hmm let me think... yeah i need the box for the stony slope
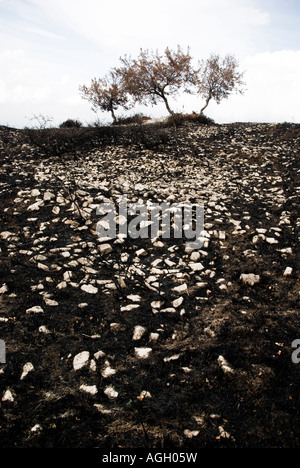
[0,121,299,448]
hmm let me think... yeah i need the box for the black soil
[0,121,299,448]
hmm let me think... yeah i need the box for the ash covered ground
[0,120,299,448]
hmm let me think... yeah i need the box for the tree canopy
[79,47,245,122]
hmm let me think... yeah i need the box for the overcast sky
[0,0,299,128]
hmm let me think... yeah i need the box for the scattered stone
[101,361,116,378]
[132,325,147,341]
[240,273,260,286]
[80,384,98,395]
[2,389,14,402]
[218,355,234,374]
[20,362,34,380]
[172,296,184,308]
[173,283,188,293]
[283,267,293,276]
[44,298,59,306]
[189,262,204,272]
[121,304,140,311]
[80,284,98,294]
[31,424,42,433]
[73,351,90,371]
[149,332,159,341]
[26,306,44,314]
[164,354,180,362]
[184,429,200,439]
[135,347,152,359]
[39,325,50,334]
[127,294,141,302]
[98,243,113,255]
[104,385,118,399]
[137,390,152,400]
[0,283,8,294]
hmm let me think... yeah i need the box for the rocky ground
[0,120,299,448]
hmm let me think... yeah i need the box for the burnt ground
[0,120,299,448]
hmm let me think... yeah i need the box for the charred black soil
[0,120,299,448]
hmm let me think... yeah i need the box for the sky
[0,0,299,128]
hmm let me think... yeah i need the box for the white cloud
[25,27,65,40]
[27,0,271,56]
[0,0,299,126]
[208,50,300,123]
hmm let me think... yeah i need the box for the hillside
[0,120,299,448]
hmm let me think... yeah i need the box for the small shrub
[113,114,152,126]
[165,112,215,127]
[59,119,83,128]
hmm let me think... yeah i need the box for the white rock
[94,350,106,360]
[52,206,60,214]
[98,243,113,254]
[43,191,55,202]
[127,294,141,302]
[172,296,184,308]
[266,237,278,244]
[20,362,34,380]
[164,354,180,362]
[137,390,152,400]
[2,389,14,402]
[283,267,293,276]
[189,262,204,272]
[80,384,98,395]
[132,325,147,341]
[240,273,260,286]
[173,283,188,293]
[73,351,90,370]
[81,284,98,294]
[190,251,201,261]
[218,426,231,439]
[151,301,162,309]
[149,332,159,341]
[104,385,118,399]
[44,298,59,306]
[31,424,42,432]
[0,231,15,240]
[121,304,140,311]
[184,429,199,439]
[160,307,176,313]
[218,355,234,374]
[26,306,44,314]
[135,347,152,359]
[101,361,116,378]
[39,325,50,334]
[31,189,41,197]
[0,283,8,294]
[27,201,43,211]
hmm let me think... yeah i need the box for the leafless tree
[117,46,195,115]
[196,53,245,115]
[26,113,54,129]
[79,70,130,123]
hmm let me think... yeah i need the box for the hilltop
[0,120,299,448]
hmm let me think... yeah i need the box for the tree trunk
[200,95,211,115]
[161,92,174,115]
[200,89,213,115]
[110,108,117,123]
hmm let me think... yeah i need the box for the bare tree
[26,113,54,129]
[196,54,245,115]
[117,46,195,115]
[79,70,129,123]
